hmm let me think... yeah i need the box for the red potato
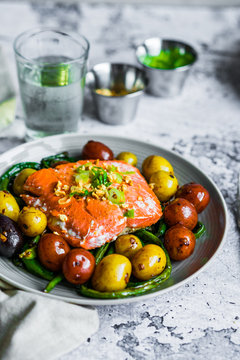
[164,224,196,261]
[82,140,114,160]
[175,183,210,213]
[164,198,198,230]
[38,233,70,272]
[62,248,95,285]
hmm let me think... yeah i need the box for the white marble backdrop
[0,2,239,359]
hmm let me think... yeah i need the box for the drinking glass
[14,28,89,140]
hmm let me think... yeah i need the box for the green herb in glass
[41,63,71,87]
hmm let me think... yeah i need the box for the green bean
[40,152,76,168]
[20,235,40,253]
[144,225,154,232]
[15,196,25,208]
[78,231,172,299]
[22,258,54,281]
[17,235,54,281]
[31,235,41,246]
[19,246,37,260]
[0,162,40,190]
[94,243,110,265]
[193,221,206,239]
[12,235,40,268]
[79,280,164,299]
[79,257,171,299]
[12,256,24,268]
[105,243,115,256]
[0,178,9,191]
[44,274,64,293]
[155,219,167,238]
[134,229,162,245]
[89,249,97,256]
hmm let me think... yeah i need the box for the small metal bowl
[86,63,147,125]
[136,38,197,97]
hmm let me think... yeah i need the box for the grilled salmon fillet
[22,160,162,249]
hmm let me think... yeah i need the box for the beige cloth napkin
[0,280,99,360]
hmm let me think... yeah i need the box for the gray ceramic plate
[0,134,228,305]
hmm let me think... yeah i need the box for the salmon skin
[22,160,162,249]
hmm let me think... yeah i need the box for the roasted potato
[38,233,70,272]
[131,244,166,280]
[0,190,20,222]
[164,224,196,260]
[115,234,142,259]
[82,140,114,160]
[175,182,210,213]
[13,168,36,196]
[149,170,178,202]
[0,214,24,258]
[91,254,131,292]
[142,155,174,181]
[63,249,95,285]
[18,207,47,237]
[116,152,138,166]
[164,198,198,230]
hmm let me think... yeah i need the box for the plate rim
[0,133,229,305]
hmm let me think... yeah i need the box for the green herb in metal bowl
[136,38,197,97]
[139,47,195,70]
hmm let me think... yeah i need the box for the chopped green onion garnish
[124,209,135,218]
[85,162,93,167]
[114,173,123,183]
[108,188,125,204]
[108,165,118,172]
[121,171,135,175]
[75,171,90,183]
[91,166,111,188]
[70,190,90,197]
[76,163,93,172]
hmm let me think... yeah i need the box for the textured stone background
[0,2,239,359]
[2,0,240,7]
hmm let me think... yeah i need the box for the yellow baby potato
[115,234,142,259]
[142,155,174,181]
[131,244,166,281]
[18,207,47,237]
[0,191,20,222]
[91,254,132,292]
[149,170,178,202]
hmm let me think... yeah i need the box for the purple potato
[0,214,24,258]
